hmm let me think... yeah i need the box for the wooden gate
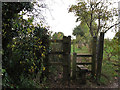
[47,36,71,82]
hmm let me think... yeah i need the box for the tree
[73,24,85,37]
[69,0,118,37]
[114,30,120,40]
[2,2,33,49]
[2,2,34,71]
[104,39,118,61]
[50,32,64,62]
[52,32,64,40]
[73,23,89,46]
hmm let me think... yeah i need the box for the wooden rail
[76,63,92,65]
[77,54,92,57]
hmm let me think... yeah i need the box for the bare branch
[96,12,101,36]
[83,16,90,28]
[104,22,120,33]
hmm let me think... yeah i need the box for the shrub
[2,15,50,88]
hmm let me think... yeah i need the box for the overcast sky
[35,0,120,39]
[43,0,78,39]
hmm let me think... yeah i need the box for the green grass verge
[71,44,90,54]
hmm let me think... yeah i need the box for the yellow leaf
[43,67,45,71]
[29,69,31,72]
[31,66,34,69]
[35,66,37,69]
[20,61,22,64]
[41,53,44,57]
[31,68,34,72]
[33,62,35,66]
[34,53,35,55]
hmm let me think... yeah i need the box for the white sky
[27,0,120,39]
[43,0,79,39]
[43,0,120,39]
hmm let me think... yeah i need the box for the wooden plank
[76,63,92,65]
[77,65,84,68]
[77,54,92,57]
[50,40,63,43]
[77,65,88,71]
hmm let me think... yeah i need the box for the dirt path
[45,79,119,88]
[45,70,119,88]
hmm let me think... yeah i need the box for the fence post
[73,39,75,53]
[68,36,71,81]
[63,36,71,82]
[92,36,97,78]
[96,32,105,82]
[72,53,77,80]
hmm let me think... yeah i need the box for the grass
[71,44,90,54]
